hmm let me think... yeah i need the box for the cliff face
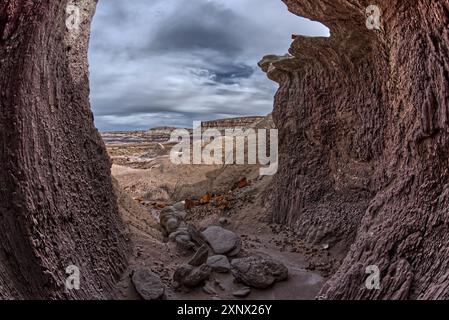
[263,0,449,299]
[0,1,128,299]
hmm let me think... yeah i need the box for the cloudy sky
[89,0,329,132]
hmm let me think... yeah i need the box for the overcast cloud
[89,0,329,131]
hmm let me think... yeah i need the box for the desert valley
[105,116,336,300]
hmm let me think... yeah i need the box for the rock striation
[261,0,449,299]
[0,0,129,299]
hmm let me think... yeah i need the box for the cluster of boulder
[159,202,198,251]
[159,202,289,298]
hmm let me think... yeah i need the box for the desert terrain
[106,116,337,300]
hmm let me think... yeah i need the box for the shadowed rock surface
[0,0,129,299]
[261,0,449,299]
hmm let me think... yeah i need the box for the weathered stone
[175,234,196,251]
[207,255,231,273]
[231,256,288,289]
[132,269,165,300]
[169,228,190,242]
[233,287,251,298]
[188,245,209,267]
[160,209,180,235]
[173,264,211,288]
[172,201,186,211]
[226,242,242,257]
[201,226,241,255]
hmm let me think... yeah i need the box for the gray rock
[231,256,288,289]
[201,226,241,255]
[207,255,231,273]
[132,269,165,300]
[188,224,206,246]
[168,228,190,242]
[175,234,196,251]
[166,218,179,233]
[160,208,180,235]
[173,264,211,288]
[174,210,188,220]
[188,245,209,267]
[233,287,251,298]
[226,241,242,257]
[172,201,186,211]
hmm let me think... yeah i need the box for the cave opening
[85,0,332,300]
[2,0,447,302]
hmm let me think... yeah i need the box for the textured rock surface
[201,226,241,256]
[173,264,211,289]
[231,256,288,289]
[132,269,165,300]
[0,0,129,299]
[262,0,449,299]
[207,255,231,273]
[188,245,209,267]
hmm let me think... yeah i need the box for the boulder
[207,255,231,273]
[233,287,251,298]
[173,264,211,288]
[132,269,165,300]
[174,234,196,251]
[201,226,241,255]
[172,201,186,212]
[231,256,288,289]
[160,208,180,235]
[188,245,209,267]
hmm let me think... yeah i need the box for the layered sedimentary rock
[0,0,129,299]
[202,116,265,131]
[262,0,449,299]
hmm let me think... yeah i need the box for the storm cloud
[89,0,329,131]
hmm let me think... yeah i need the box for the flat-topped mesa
[266,0,449,299]
[202,116,265,130]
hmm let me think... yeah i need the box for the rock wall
[0,0,129,299]
[263,0,449,299]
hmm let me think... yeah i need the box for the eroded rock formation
[1,0,448,301]
[262,0,449,299]
[0,0,129,299]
